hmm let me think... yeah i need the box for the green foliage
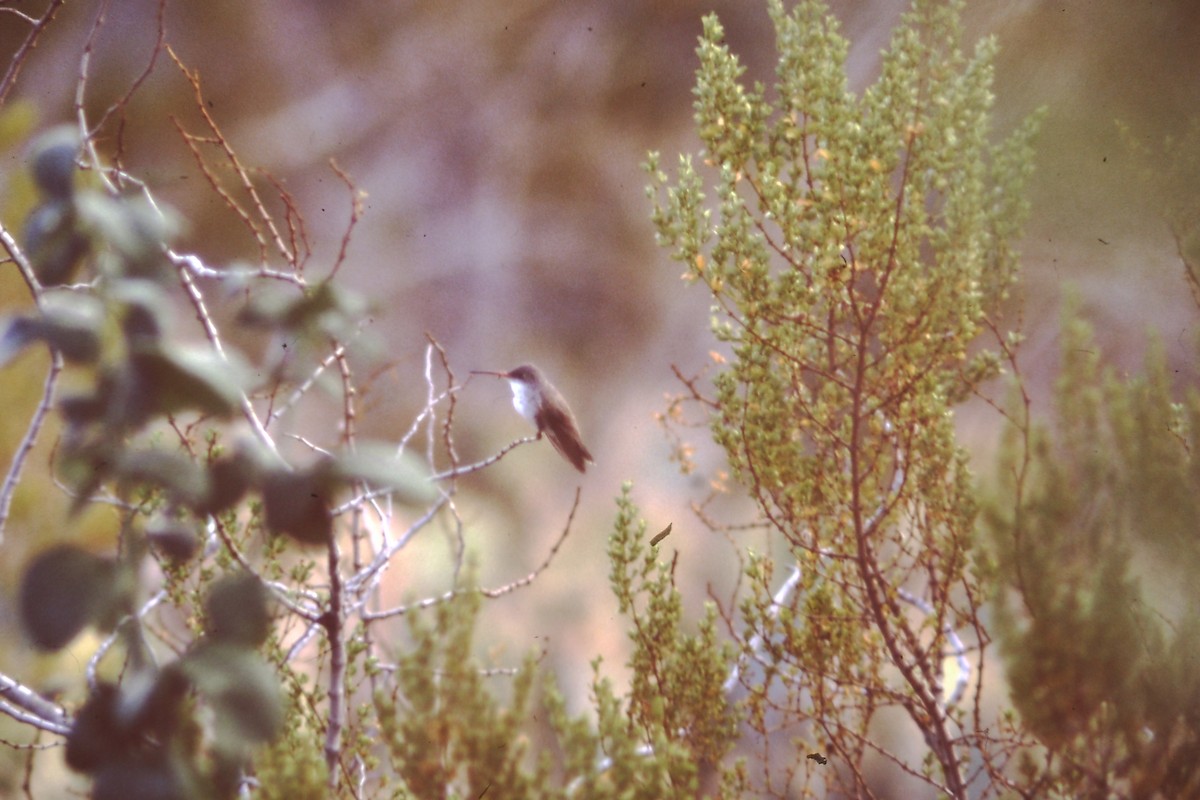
[0,291,104,366]
[358,487,742,800]
[18,125,177,288]
[3,124,423,537]
[238,282,366,345]
[19,544,119,650]
[648,0,1039,794]
[374,586,554,800]
[986,303,1200,796]
[62,574,281,799]
[2,122,429,797]
[204,573,273,647]
[253,713,329,800]
[606,483,739,783]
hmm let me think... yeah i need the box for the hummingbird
[471,364,594,473]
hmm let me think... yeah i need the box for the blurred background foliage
[2,0,1200,794]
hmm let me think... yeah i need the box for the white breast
[507,379,538,422]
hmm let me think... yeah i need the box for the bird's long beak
[470,370,507,378]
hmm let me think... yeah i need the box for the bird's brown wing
[535,404,594,473]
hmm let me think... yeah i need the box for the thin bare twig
[327,160,364,281]
[481,486,580,598]
[0,673,69,737]
[723,562,804,695]
[364,487,581,621]
[174,263,284,463]
[85,590,169,689]
[167,46,299,267]
[78,0,168,178]
[0,221,43,300]
[0,0,67,106]
[0,211,63,547]
[0,350,61,545]
[0,8,38,25]
[428,435,540,481]
[323,536,346,786]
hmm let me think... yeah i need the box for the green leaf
[0,304,102,367]
[23,200,89,286]
[330,441,436,505]
[55,439,115,516]
[194,451,256,516]
[65,683,122,772]
[146,517,201,563]
[58,390,107,426]
[2,291,106,365]
[129,345,250,419]
[0,317,39,367]
[112,666,190,739]
[59,346,249,435]
[36,292,105,362]
[261,465,334,545]
[75,192,178,279]
[204,573,271,647]
[93,757,190,800]
[237,282,365,337]
[29,125,80,201]
[114,448,209,509]
[179,642,283,747]
[110,279,172,346]
[19,544,116,651]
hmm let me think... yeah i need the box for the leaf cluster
[986,304,1200,797]
[647,0,1040,794]
[361,487,743,800]
[2,124,427,798]
[604,483,741,795]
[60,573,280,800]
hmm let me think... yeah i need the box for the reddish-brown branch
[0,0,67,107]
[328,159,364,281]
[167,46,298,266]
[75,0,168,186]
